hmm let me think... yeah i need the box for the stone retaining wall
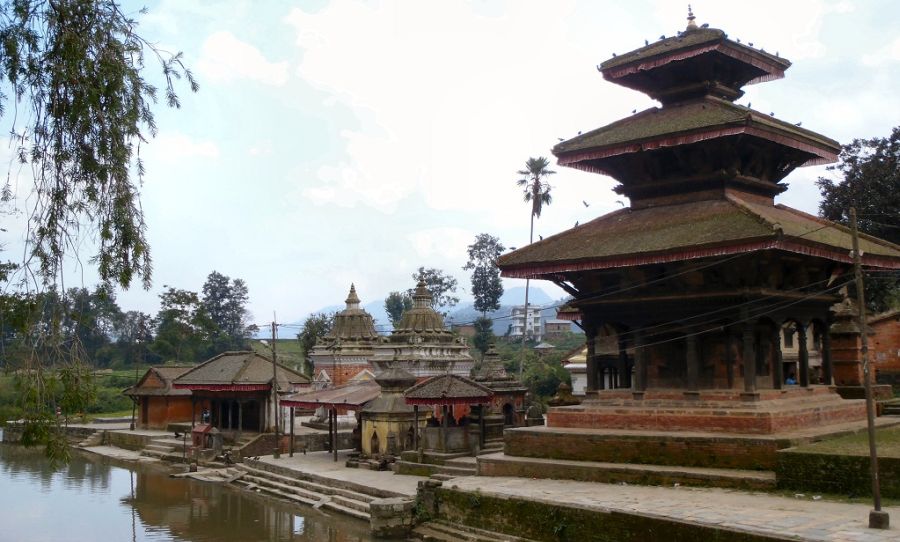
[422,484,784,542]
[776,449,900,498]
[505,427,786,470]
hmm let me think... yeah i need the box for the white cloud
[248,140,274,156]
[406,227,473,261]
[196,31,289,86]
[147,132,220,161]
[862,37,900,67]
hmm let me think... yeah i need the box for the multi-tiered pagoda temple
[496,14,900,444]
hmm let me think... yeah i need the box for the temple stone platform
[548,386,867,435]
[476,387,894,488]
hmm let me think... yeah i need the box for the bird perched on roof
[632,109,636,114]
[748,42,754,47]
[557,137,564,141]
[577,131,582,135]
[747,102,751,108]
[539,235,543,240]
[701,23,709,28]
[795,122,802,127]
[770,112,775,116]
[574,221,579,227]
[644,39,649,45]
[659,34,665,39]
[612,52,617,57]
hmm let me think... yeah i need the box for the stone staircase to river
[230,458,405,522]
[411,519,538,542]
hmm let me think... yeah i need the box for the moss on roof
[552,97,838,157]
[498,196,900,271]
[600,27,789,74]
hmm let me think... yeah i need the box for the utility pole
[271,316,280,459]
[851,206,888,529]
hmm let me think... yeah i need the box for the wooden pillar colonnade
[585,320,598,393]
[742,310,757,394]
[686,331,699,393]
[771,327,784,390]
[821,321,833,385]
[798,323,810,387]
[617,334,631,389]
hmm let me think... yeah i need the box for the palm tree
[517,156,556,245]
[514,157,555,376]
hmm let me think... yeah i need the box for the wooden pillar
[686,332,700,392]
[742,322,757,393]
[442,405,449,452]
[771,326,784,390]
[288,407,295,457]
[633,331,647,395]
[478,405,486,448]
[617,334,629,389]
[798,324,810,387]
[191,397,196,428]
[585,321,598,393]
[725,332,735,389]
[327,407,333,452]
[332,408,338,462]
[413,405,419,450]
[237,401,243,438]
[821,322,833,385]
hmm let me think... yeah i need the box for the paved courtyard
[444,475,900,541]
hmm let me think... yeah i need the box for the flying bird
[583,200,590,208]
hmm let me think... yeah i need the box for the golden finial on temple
[686,5,698,30]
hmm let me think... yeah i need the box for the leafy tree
[152,287,215,362]
[472,316,495,357]
[0,0,195,462]
[384,291,412,328]
[0,0,197,289]
[817,127,900,312]
[410,267,459,315]
[201,271,253,350]
[115,310,157,366]
[463,233,505,317]
[297,312,335,375]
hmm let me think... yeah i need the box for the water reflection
[0,439,372,542]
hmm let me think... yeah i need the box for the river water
[0,431,373,542]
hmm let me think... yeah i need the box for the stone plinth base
[548,386,866,435]
[500,417,900,472]
[833,384,893,401]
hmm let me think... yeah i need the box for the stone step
[444,457,477,469]
[240,474,336,505]
[77,432,104,448]
[396,460,475,479]
[238,465,375,504]
[144,443,176,453]
[478,452,776,491]
[413,519,536,542]
[429,474,455,482]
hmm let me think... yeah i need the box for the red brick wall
[872,317,900,372]
[318,363,373,386]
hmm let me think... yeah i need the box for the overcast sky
[2,0,899,328]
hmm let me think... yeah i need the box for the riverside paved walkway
[444,476,900,541]
[256,450,426,497]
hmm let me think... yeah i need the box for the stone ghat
[547,390,867,435]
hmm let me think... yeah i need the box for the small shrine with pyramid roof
[309,284,380,389]
[484,10,900,482]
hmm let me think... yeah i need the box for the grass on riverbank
[789,425,900,458]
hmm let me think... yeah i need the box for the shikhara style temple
[496,12,900,450]
[308,284,379,389]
